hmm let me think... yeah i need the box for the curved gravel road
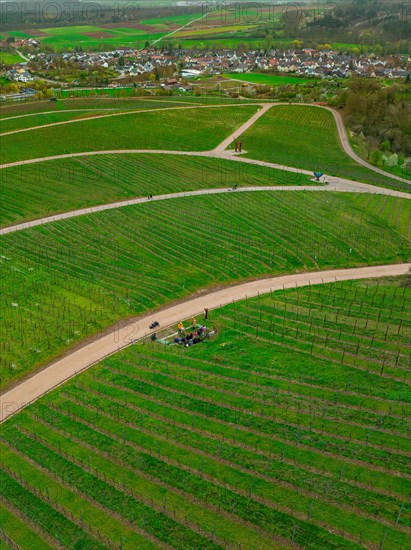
[0,102,257,137]
[1,101,408,185]
[2,178,409,236]
[1,263,409,423]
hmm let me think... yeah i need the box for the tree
[7,36,15,43]
[265,33,273,51]
[384,153,398,167]
[373,43,383,56]
[380,140,391,152]
[292,40,303,49]
[370,149,382,166]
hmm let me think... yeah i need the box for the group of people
[175,318,208,347]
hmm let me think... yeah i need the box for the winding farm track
[149,10,212,46]
[317,104,410,185]
[1,178,409,236]
[0,98,200,123]
[1,99,410,419]
[0,102,256,137]
[0,108,128,121]
[1,100,409,186]
[1,101,410,234]
[1,263,409,423]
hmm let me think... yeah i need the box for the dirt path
[15,50,29,62]
[318,104,410,185]
[0,99,208,122]
[0,108,127,121]
[226,102,410,185]
[1,101,408,187]
[0,102,256,137]
[150,11,212,46]
[214,103,271,152]
[2,177,409,236]
[1,263,409,423]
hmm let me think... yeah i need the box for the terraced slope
[0,101,195,133]
[0,105,259,163]
[1,191,409,388]
[1,276,409,549]
[0,154,311,227]
[238,105,410,192]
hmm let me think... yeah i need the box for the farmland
[7,25,167,51]
[0,51,25,65]
[0,95,246,119]
[5,11,260,52]
[141,13,203,27]
[0,275,410,548]
[0,53,410,550]
[221,73,318,86]
[0,101,406,194]
[172,24,258,39]
[237,105,411,192]
[0,100,209,133]
[0,154,313,226]
[0,105,259,162]
[1,191,410,388]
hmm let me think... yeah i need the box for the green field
[1,103,407,193]
[166,36,266,49]
[222,73,318,86]
[141,12,203,26]
[0,95,246,119]
[173,24,258,39]
[1,191,409,388]
[0,51,25,65]
[0,62,410,550]
[0,275,410,548]
[237,105,410,192]
[0,154,313,226]
[0,100,205,132]
[0,109,129,132]
[8,25,166,51]
[0,105,258,162]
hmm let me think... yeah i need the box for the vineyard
[0,275,409,549]
[0,154,312,227]
[1,191,409,389]
[0,100,199,133]
[0,105,259,163]
[0,96,226,120]
[237,105,409,192]
[0,82,410,550]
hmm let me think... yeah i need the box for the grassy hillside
[0,51,25,65]
[1,191,409,388]
[1,275,409,548]
[0,105,259,163]
[0,154,313,227]
[0,100,199,133]
[0,96,249,120]
[221,73,318,86]
[238,105,409,192]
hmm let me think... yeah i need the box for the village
[1,36,410,100]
